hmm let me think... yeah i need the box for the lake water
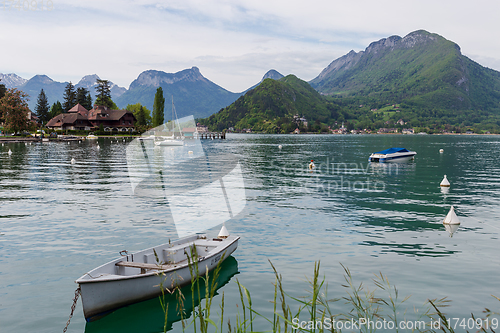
[1,134,499,332]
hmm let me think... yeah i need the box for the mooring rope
[62,286,81,333]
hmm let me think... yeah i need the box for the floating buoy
[218,224,229,239]
[440,175,450,187]
[278,145,282,149]
[68,141,70,144]
[71,158,76,164]
[439,149,444,153]
[8,149,12,155]
[79,140,81,143]
[443,206,460,225]
[97,145,100,150]
[188,151,193,154]
[25,142,27,146]
[309,159,315,170]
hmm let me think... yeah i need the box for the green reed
[159,259,499,333]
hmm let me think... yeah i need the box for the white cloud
[1,0,499,92]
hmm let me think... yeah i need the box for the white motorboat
[76,228,239,321]
[86,133,98,140]
[368,147,416,162]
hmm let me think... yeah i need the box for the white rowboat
[76,231,239,321]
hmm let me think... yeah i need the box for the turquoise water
[1,134,499,332]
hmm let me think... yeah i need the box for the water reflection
[84,256,239,333]
[444,223,460,237]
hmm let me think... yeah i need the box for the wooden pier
[199,132,226,139]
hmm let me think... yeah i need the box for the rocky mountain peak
[130,67,207,89]
[77,74,100,88]
[0,73,27,88]
[262,69,284,81]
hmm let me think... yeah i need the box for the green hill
[201,75,341,133]
[310,30,500,114]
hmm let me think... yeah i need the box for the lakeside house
[47,104,136,132]
[402,128,415,134]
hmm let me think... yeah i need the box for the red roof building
[47,104,136,132]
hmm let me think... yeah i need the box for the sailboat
[76,122,246,321]
[155,96,184,147]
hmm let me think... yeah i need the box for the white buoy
[97,145,100,150]
[309,159,315,170]
[188,151,193,154]
[278,144,282,149]
[443,206,460,225]
[68,141,70,144]
[79,140,81,143]
[439,149,444,153]
[8,149,12,155]
[218,225,229,239]
[25,142,27,146]
[440,175,450,187]
[71,158,76,164]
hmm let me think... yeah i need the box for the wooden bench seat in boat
[115,261,172,274]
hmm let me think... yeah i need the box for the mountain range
[203,30,500,133]
[2,29,500,131]
[0,73,127,111]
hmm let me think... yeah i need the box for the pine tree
[62,82,76,112]
[136,106,146,126]
[84,92,93,110]
[152,87,165,127]
[35,89,50,124]
[75,87,91,109]
[95,79,113,108]
[49,101,63,118]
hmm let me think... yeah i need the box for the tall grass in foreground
[160,257,499,332]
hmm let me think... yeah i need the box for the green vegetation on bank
[155,258,499,333]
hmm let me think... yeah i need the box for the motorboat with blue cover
[368,147,416,162]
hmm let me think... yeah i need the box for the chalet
[196,123,208,133]
[402,128,414,134]
[47,104,136,132]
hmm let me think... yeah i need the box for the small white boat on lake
[154,96,184,147]
[154,135,184,146]
[368,147,416,162]
[86,133,98,140]
[76,227,239,321]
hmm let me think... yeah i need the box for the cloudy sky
[1,0,499,92]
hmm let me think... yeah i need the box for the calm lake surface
[1,134,499,332]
